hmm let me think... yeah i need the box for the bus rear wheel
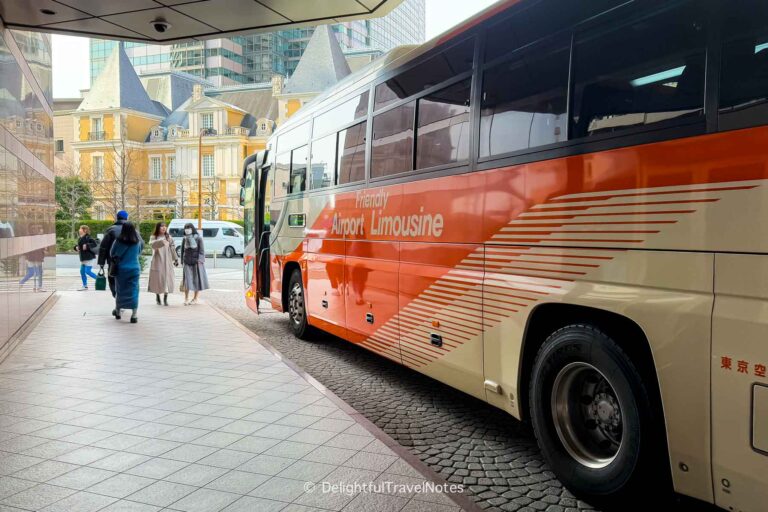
[287,269,312,340]
[528,324,668,506]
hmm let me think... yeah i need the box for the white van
[168,219,244,258]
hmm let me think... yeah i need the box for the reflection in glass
[274,151,290,198]
[338,122,366,185]
[570,2,706,138]
[480,40,569,157]
[0,33,54,168]
[289,145,308,194]
[371,102,415,178]
[374,38,474,110]
[416,79,471,169]
[313,91,369,137]
[310,133,337,189]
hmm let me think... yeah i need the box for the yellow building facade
[68,44,276,221]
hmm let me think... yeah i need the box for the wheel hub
[289,282,304,326]
[551,362,624,469]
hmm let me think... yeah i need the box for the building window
[202,154,214,177]
[168,156,177,179]
[90,116,103,140]
[201,112,214,130]
[150,157,162,180]
[55,139,64,153]
[92,155,104,180]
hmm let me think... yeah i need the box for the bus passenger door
[711,254,768,512]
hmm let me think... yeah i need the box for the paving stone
[168,488,240,512]
[125,480,196,508]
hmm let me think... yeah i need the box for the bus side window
[310,133,337,189]
[570,1,707,139]
[338,121,366,185]
[719,0,768,131]
[289,145,308,194]
[416,78,471,168]
[479,36,569,158]
[371,101,415,178]
[274,151,290,198]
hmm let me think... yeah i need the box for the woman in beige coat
[148,221,179,305]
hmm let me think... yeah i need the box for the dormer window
[201,112,214,130]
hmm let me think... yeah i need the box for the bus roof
[272,0,524,138]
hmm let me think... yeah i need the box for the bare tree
[204,178,219,220]
[89,125,144,220]
[175,171,190,218]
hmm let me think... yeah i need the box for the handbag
[109,242,128,278]
[95,269,107,291]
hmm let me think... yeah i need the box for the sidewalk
[0,291,469,512]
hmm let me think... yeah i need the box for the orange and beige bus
[240,0,768,508]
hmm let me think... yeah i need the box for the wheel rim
[551,362,624,469]
[288,281,304,326]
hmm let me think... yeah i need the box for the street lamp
[197,127,215,229]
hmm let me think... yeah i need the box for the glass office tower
[91,0,425,85]
[0,24,56,357]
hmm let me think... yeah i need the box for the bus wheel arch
[519,303,671,502]
[281,261,301,312]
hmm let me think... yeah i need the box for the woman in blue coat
[110,221,144,323]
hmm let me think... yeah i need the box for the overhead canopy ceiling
[0,0,404,43]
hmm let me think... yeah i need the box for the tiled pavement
[0,291,470,512]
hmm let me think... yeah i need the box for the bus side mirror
[239,187,245,206]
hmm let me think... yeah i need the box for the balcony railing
[88,131,106,141]
[177,127,248,138]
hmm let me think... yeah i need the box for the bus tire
[287,269,312,340]
[528,324,667,506]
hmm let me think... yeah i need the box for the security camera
[150,19,171,33]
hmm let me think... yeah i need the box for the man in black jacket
[98,210,128,299]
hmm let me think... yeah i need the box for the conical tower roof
[78,42,166,117]
[283,25,351,95]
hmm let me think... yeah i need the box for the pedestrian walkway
[0,291,468,512]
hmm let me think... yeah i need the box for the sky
[51,0,497,98]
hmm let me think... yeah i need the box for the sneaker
[78,287,88,291]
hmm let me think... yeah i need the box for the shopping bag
[95,269,107,291]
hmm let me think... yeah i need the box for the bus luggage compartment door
[344,240,401,363]
[306,238,346,338]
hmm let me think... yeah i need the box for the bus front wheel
[287,269,312,340]
[528,324,668,506]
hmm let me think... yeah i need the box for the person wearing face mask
[180,223,209,305]
[148,221,179,305]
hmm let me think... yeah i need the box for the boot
[156,294,161,305]
[130,309,138,324]
[163,294,169,306]
[115,309,121,320]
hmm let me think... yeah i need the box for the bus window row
[271,0,768,196]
